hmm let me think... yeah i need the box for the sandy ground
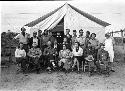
[0,45,125,91]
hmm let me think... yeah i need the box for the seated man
[84,42,96,76]
[97,43,110,77]
[43,41,57,73]
[72,42,83,73]
[58,44,73,72]
[27,42,42,74]
[15,42,27,74]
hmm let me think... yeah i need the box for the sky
[1,0,125,34]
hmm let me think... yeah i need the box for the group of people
[14,27,115,77]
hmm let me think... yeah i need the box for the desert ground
[0,45,125,91]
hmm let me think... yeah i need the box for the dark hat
[73,30,76,32]
[79,29,83,32]
[21,27,26,31]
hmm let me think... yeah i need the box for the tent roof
[25,3,110,27]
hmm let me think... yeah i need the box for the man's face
[66,29,70,34]
[75,43,78,48]
[73,31,76,35]
[63,45,66,50]
[79,30,83,36]
[101,45,105,49]
[63,38,67,42]
[21,28,26,33]
[33,32,37,37]
[20,43,23,49]
[38,30,42,36]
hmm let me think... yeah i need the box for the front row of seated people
[15,40,111,77]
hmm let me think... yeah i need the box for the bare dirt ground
[0,45,125,91]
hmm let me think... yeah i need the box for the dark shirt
[64,34,72,44]
[97,49,110,62]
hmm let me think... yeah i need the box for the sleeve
[43,48,47,55]
[23,50,26,57]
[15,49,18,57]
[79,48,83,56]
[112,37,115,45]
[59,51,62,58]
[27,49,32,57]
[37,48,42,57]
[97,50,101,61]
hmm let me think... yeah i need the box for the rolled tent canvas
[25,3,110,43]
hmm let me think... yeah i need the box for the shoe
[111,69,115,72]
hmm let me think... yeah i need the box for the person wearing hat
[104,32,115,72]
[97,43,111,77]
[71,30,77,49]
[14,27,29,53]
[27,42,42,74]
[29,31,40,48]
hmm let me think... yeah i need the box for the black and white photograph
[1,0,125,91]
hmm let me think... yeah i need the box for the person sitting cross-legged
[27,42,42,74]
[43,41,57,73]
[58,44,73,73]
[15,42,27,74]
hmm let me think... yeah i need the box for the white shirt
[14,33,28,44]
[76,36,85,45]
[33,37,38,45]
[15,48,26,58]
[72,47,83,56]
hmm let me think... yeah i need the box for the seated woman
[58,44,73,72]
[43,41,57,73]
[27,42,42,74]
[72,42,83,72]
[15,42,27,74]
[97,43,110,77]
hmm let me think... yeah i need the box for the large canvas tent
[25,3,110,43]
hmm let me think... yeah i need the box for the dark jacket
[29,37,40,48]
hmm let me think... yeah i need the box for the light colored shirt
[14,33,28,44]
[76,36,85,45]
[72,47,83,56]
[15,48,26,58]
[33,37,38,45]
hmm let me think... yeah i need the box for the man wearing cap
[14,27,29,53]
[29,31,40,48]
[71,30,77,49]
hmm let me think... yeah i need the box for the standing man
[85,31,91,48]
[76,29,86,49]
[29,31,40,48]
[14,27,29,53]
[71,30,77,49]
[104,33,115,72]
[38,29,43,50]
[64,29,72,45]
